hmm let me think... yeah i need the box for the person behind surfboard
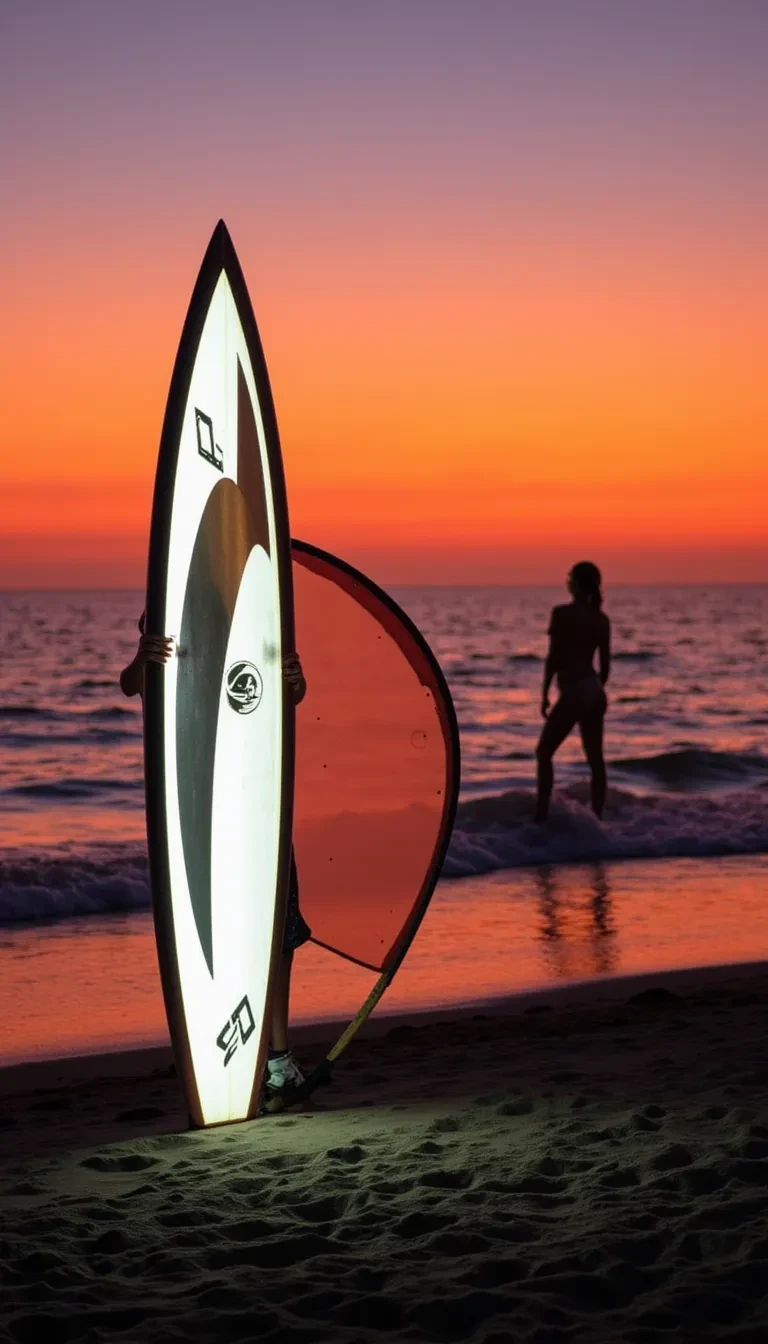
[119,611,174,695]
[119,613,311,1100]
[534,561,611,824]
[266,651,310,1101]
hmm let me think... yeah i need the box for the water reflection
[534,862,617,981]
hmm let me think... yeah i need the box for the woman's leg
[270,849,311,1056]
[270,950,293,1053]
[579,707,607,818]
[535,699,579,821]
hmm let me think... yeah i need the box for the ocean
[1,584,767,1064]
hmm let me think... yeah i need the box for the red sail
[292,541,459,973]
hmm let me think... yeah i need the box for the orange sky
[3,4,767,586]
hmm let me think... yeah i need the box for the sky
[3,0,767,586]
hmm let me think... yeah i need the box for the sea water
[1,586,766,1063]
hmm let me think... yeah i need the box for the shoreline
[5,852,768,1071]
[2,955,767,1102]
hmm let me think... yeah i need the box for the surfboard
[266,540,460,1111]
[144,221,295,1129]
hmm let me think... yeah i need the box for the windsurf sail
[269,540,459,1106]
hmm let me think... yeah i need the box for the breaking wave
[3,748,768,924]
[0,849,150,925]
[444,782,768,877]
[611,747,768,789]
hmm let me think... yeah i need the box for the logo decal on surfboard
[216,995,256,1066]
[195,408,224,472]
[226,661,263,713]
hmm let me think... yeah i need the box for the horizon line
[2,580,768,594]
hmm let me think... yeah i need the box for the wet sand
[2,965,768,1342]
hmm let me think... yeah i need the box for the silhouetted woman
[535,561,611,823]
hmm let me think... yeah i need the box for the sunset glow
[4,1,767,586]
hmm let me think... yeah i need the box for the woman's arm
[541,610,559,716]
[119,634,175,699]
[599,615,611,686]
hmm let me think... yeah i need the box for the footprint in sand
[497,1097,534,1117]
[728,1158,768,1187]
[418,1167,473,1190]
[631,1112,662,1132]
[115,1106,165,1123]
[741,1138,768,1159]
[279,1291,345,1321]
[80,1153,160,1173]
[599,1166,641,1189]
[258,1152,308,1172]
[88,1229,130,1254]
[337,1293,403,1331]
[428,1230,490,1257]
[369,1177,415,1195]
[157,1208,221,1229]
[218,1217,279,1242]
[512,1171,570,1195]
[429,1115,465,1134]
[613,1234,666,1269]
[651,1144,694,1171]
[150,1133,200,1150]
[392,1210,453,1238]
[211,1232,331,1269]
[465,1255,529,1288]
[5,1181,46,1196]
[411,1290,502,1338]
[570,1094,591,1110]
[326,1144,367,1164]
[230,1176,267,1194]
[471,1092,509,1108]
[691,1193,766,1228]
[295,1194,349,1223]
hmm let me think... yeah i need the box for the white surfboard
[144,222,295,1128]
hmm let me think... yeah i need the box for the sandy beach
[2,966,768,1343]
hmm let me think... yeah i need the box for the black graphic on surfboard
[195,409,223,471]
[217,994,256,1066]
[176,360,272,978]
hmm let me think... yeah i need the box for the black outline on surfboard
[266,538,460,1113]
[145,220,296,1129]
